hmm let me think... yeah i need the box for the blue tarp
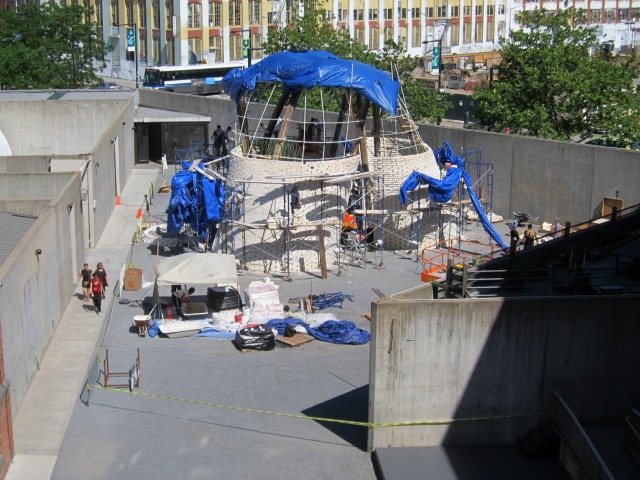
[222,50,400,115]
[264,318,371,345]
[399,142,508,249]
[166,164,225,237]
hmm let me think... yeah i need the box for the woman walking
[95,262,108,298]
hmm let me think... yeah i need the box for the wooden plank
[372,288,386,298]
[316,225,328,279]
[276,333,315,348]
[323,171,380,184]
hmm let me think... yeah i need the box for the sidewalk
[6,165,160,480]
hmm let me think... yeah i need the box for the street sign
[126,28,135,52]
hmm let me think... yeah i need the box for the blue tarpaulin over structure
[399,142,508,249]
[166,163,225,238]
[221,50,400,115]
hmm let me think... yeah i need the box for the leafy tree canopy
[471,8,640,142]
[0,1,107,89]
[262,0,449,123]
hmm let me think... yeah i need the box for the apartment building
[4,0,637,81]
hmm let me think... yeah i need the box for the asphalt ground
[49,167,432,480]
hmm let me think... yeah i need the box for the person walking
[553,218,563,238]
[523,224,538,249]
[90,273,103,315]
[211,125,225,156]
[508,221,520,258]
[95,262,108,298]
[79,263,92,302]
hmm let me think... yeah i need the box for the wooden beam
[316,225,327,279]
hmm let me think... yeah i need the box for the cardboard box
[124,268,143,291]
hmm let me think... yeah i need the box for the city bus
[142,63,245,95]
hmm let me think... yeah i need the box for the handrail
[551,392,615,480]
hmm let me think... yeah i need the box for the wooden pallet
[276,333,315,348]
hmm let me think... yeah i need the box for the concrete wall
[0,100,132,155]
[0,201,51,217]
[0,173,75,199]
[0,175,85,418]
[0,157,50,174]
[368,293,640,450]
[419,125,640,225]
[138,90,236,136]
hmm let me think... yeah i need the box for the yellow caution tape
[86,384,541,428]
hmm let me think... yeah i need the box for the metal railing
[551,392,615,480]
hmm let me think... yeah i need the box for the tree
[262,0,449,122]
[472,8,640,142]
[0,2,107,89]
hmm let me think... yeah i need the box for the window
[126,1,134,24]
[604,9,615,24]
[95,0,102,24]
[210,1,221,26]
[398,27,407,47]
[83,0,91,22]
[353,9,363,21]
[400,8,407,19]
[463,5,471,16]
[425,7,433,18]
[497,4,504,14]
[252,33,263,59]
[411,7,420,19]
[166,38,174,64]
[487,5,494,15]
[384,8,392,19]
[188,3,201,28]
[463,22,472,43]
[369,8,378,19]
[450,23,460,45]
[189,38,202,62]
[153,37,160,64]
[209,36,222,62]
[341,10,347,21]
[165,1,173,29]
[475,22,483,42]
[354,28,364,44]
[412,25,421,47]
[384,26,393,41]
[249,1,261,24]
[152,0,159,28]
[370,27,379,49]
[437,5,447,17]
[111,1,119,25]
[451,6,459,17]
[230,35,243,61]
[229,1,241,27]
[138,1,146,28]
[475,5,483,16]
[589,9,601,23]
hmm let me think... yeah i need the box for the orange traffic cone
[116,196,122,206]
[136,208,142,219]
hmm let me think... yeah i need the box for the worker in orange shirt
[341,207,358,245]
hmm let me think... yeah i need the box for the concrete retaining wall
[0,100,130,155]
[0,157,50,174]
[368,293,640,450]
[419,125,640,225]
[0,175,85,418]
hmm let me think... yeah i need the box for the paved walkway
[6,165,160,480]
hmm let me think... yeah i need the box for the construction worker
[523,224,538,249]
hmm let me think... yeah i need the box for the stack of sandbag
[244,279,283,323]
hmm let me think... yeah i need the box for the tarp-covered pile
[166,164,225,238]
[399,142,508,248]
[221,50,400,115]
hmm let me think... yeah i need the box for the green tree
[0,1,107,89]
[263,0,449,122]
[472,8,640,141]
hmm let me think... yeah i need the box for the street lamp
[115,23,138,88]
[422,39,442,91]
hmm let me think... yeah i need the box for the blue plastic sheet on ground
[148,320,159,338]
[398,142,508,249]
[166,166,225,236]
[222,50,399,115]
[197,327,236,339]
[308,320,371,345]
[265,318,309,336]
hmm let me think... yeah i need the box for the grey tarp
[156,253,238,285]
